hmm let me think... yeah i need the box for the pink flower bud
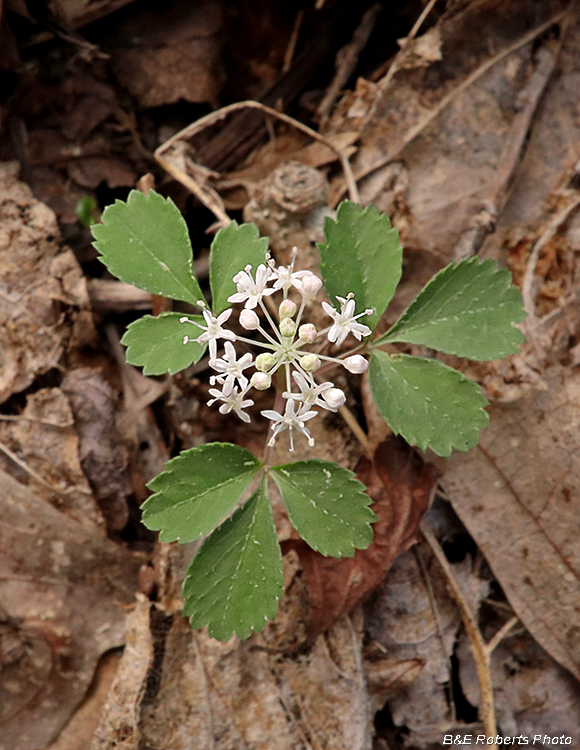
[250,372,271,390]
[342,355,369,374]
[279,318,296,338]
[300,354,321,372]
[298,323,317,343]
[279,299,297,319]
[300,273,323,298]
[323,388,346,410]
[239,309,260,330]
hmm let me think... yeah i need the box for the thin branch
[421,521,497,736]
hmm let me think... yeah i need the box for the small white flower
[261,400,318,451]
[322,294,372,346]
[285,371,334,409]
[269,260,304,294]
[208,385,254,423]
[342,354,369,374]
[209,341,253,392]
[228,264,275,309]
[183,308,236,360]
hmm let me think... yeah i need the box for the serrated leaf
[209,221,269,314]
[369,351,489,457]
[183,478,284,640]
[92,190,204,305]
[142,443,262,543]
[121,313,206,375]
[318,201,402,330]
[375,257,526,360]
[270,460,376,557]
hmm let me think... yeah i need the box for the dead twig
[317,4,382,126]
[421,521,497,735]
[283,10,304,74]
[155,101,360,227]
[366,0,439,112]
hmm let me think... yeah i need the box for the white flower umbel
[181,256,372,448]
[322,294,373,346]
[207,385,254,423]
[261,400,318,451]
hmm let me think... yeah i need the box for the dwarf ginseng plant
[92,190,525,640]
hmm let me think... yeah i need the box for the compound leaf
[318,201,402,330]
[121,313,206,375]
[183,478,284,641]
[369,351,489,457]
[142,443,262,543]
[376,257,526,360]
[271,460,376,557]
[210,221,269,314]
[92,189,204,305]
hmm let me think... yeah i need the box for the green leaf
[369,351,489,457]
[318,201,402,330]
[92,190,204,305]
[142,443,262,543]
[375,257,526,360]
[270,460,376,557]
[121,313,206,375]
[209,221,269,314]
[183,478,284,641]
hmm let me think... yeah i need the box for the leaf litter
[2,0,580,746]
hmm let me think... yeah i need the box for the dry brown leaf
[62,368,132,532]
[94,571,373,749]
[365,545,489,746]
[0,387,104,532]
[0,470,141,750]
[443,365,580,682]
[101,0,224,108]
[457,630,580,738]
[327,0,570,257]
[0,162,92,403]
[288,438,439,640]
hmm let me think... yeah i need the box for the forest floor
[1,0,579,748]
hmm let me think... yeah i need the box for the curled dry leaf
[443,365,580,681]
[287,437,439,640]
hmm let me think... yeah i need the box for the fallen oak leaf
[285,437,439,640]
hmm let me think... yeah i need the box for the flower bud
[250,372,271,390]
[300,273,323,298]
[255,353,276,372]
[298,323,317,343]
[279,318,296,338]
[300,354,321,372]
[239,308,260,330]
[342,355,369,374]
[279,299,297,319]
[323,387,346,410]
